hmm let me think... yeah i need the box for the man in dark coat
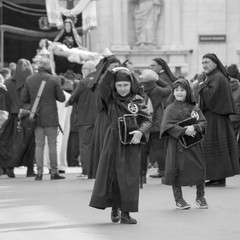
[139,69,171,183]
[193,53,240,186]
[21,57,66,181]
[66,60,98,177]
[148,57,176,178]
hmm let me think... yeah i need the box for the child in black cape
[160,77,208,210]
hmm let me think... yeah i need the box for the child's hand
[129,130,143,144]
[185,125,196,137]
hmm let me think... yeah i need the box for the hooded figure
[152,58,176,86]
[196,53,240,186]
[88,55,121,179]
[160,78,208,209]
[160,78,207,186]
[89,67,152,224]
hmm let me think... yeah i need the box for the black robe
[198,68,240,179]
[89,70,152,212]
[0,59,35,169]
[160,101,207,186]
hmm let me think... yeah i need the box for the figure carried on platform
[33,19,101,75]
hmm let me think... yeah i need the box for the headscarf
[112,68,143,96]
[152,58,176,82]
[115,70,131,83]
[54,18,81,48]
[167,77,196,105]
[88,55,121,90]
[12,59,33,90]
[202,53,229,78]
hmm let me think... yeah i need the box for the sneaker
[149,171,164,178]
[195,197,208,209]
[176,199,191,210]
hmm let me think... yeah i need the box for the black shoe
[26,169,36,177]
[35,174,43,181]
[149,171,163,178]
[205,179,226,187]
[6,168,15,178]
[51,173,65,180]
[120,212,137,224]
[111,208,120,223]
[58,170,65,174]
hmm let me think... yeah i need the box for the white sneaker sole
[195,201,208,209]
[176,205,191,210]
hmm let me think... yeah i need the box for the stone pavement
[1,167,240,240]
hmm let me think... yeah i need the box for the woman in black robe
[0,59,36,178]
[194,53,240,186]
[89,67,152,224]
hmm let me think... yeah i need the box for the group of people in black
[0,18,240,225]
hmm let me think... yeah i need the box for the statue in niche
[134,0,162,47]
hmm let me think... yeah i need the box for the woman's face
[65,22,72,32]
[115,81,131,97]
[149,60,162,73]
[173,85,187,102]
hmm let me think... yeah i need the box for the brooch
[128,102,138,113]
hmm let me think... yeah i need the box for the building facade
[90,0,240,78]
[1,0,240,79]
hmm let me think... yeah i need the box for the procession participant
[89,67,152,224]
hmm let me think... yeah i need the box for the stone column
[171,0,182,47]
[111,0,130,51]
[162,0,182,49]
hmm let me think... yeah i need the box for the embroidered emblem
[128,102,138,113]
[191,110,199,120]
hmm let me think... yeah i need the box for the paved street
[1,167,240,240]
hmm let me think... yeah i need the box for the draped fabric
[59,0,91,17]
[45,0,95,29]
[45,0,63,28]
[44,91,72,171]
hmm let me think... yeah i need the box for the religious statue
[134,0,162,47]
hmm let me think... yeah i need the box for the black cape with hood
[160,78,207,186]
[197,53,240,180]
[88,55,121,179]
[89,69,152,212]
